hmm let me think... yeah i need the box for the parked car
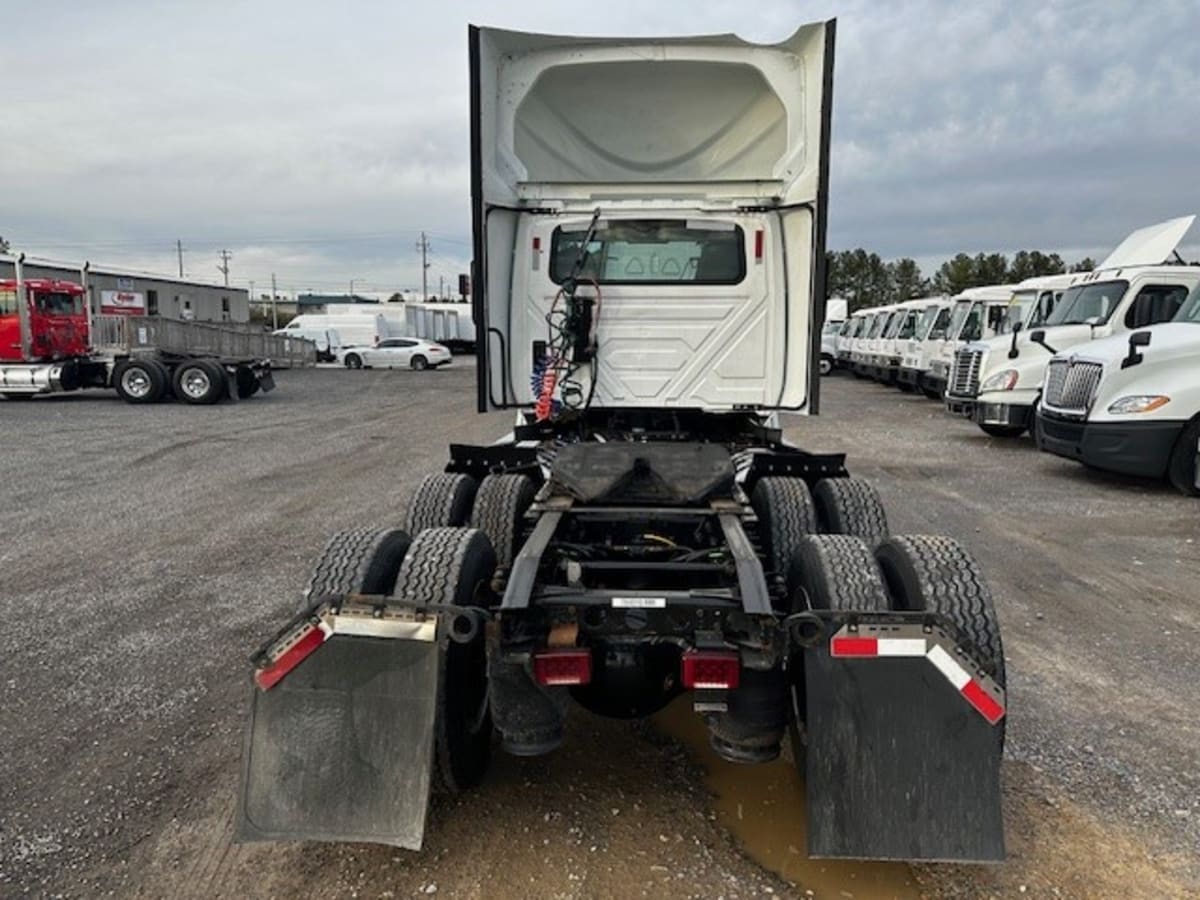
[338,337,452,370]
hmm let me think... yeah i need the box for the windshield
[550,219,745,285]
[35,291,84,315]
[957,302,985,341]
[1045,280,1128,326]
[926,306,951,340]
[998,291,1033,334]
[884,311,906,339]
[823,320,842,335]
[914,305,940,340]
[896,310,919,340]
[945,300,972,340]
[1175,285,1200,324]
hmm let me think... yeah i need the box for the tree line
[828,248,1097,312]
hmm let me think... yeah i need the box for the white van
[281,313,387,353]
[1036,283,1200,494]
[952,217,1199,437]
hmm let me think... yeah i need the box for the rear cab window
[550,219,746,285]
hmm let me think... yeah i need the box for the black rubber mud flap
[236,634,439,849]
[802,648,1005,861]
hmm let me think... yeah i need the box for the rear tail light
[681,650,740,690]
[533,648,592,686]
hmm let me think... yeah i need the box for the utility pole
[217,249,232,287]
[249,280,256,315]
[176,239,185,277]
[349,278,355,298]
[416,232,431,300]
[438,274,444,299]
[271,272,278,330]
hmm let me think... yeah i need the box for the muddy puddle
[654,697,919,899]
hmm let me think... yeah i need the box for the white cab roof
[1096,215,1195,270]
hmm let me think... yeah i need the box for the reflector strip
[830,636,877,657]
[754,229,765,262]
[254,621,332,691]
[925,643,971,690]
[962,680,1005,725]
[828,625,1006,725]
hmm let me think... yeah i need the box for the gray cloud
[2,0,1197,293]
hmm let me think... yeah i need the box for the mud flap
[236,633,439,849]
[802,644,1005,861]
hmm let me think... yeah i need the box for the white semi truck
[237,19,1009,864]
[896,296,952,394]
[924,284,1019,400]
[947,217,1198,437]
[1036,284,1200,494]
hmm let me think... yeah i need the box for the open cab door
[470,21,836,414]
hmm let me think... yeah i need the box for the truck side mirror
[1007,321,1022,359]
[1120,330,1151,370]
[1028,329,1058,355]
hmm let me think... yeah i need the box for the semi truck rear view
[237,19,1009,863]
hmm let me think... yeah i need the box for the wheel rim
[180,367,211,399]
[121,367,152,398]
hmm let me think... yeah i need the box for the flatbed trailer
[1,258,312,404]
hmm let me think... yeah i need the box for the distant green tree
[973,253,1010,286]
[1069,257,1096,273]
[1009,250,1066,281]
[931,253,977,295]
[889,257,927,299]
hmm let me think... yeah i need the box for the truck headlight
[1107,395,1170,414]
[981,369,1018,392]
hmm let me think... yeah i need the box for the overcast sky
[2,0,1197,296]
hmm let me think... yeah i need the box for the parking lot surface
[1,364,1196,898]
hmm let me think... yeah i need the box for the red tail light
[754,229,765,263]
[533,648,592,686]
[681,650,740,690]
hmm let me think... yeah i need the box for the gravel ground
[0,363,1196,898]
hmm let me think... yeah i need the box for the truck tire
[2,393,35,401]
[1167,417,1200,497]
[787,534,890,613]
[113,358,168,404]
[979,423,1026,438]
[819,355,833,376]
[303,527,412,610]
[391,527,497,792]
[235,364,261,399]
[873,535,1005,686]
[403,473,478,535]
[173,360,225,404]
[751,477,818,585]
[812,477,889,541]
[411,354,428,371]
[470,474,537,568]
[344,353,363,369]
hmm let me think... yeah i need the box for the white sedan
[339,338,452,371]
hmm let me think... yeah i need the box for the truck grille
[950,348,983,397]
[1043,359,1103,415]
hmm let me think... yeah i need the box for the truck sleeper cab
[1036,284,1200,494]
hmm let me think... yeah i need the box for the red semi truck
[1,257,277,404]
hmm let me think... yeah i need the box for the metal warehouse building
[0,255,250,324]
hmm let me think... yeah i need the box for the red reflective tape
[961,679,1005,725]
[254,625,328,691]
[830,636,878,657]
[754,229,765,261]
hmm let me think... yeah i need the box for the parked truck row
[830,217,1200,495]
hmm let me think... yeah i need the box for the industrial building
[0,255,250,324]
